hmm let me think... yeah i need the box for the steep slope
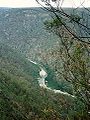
[0,8,58,60]
[0,8,86,120]
[0,42,40,79]
[0,43,85,120]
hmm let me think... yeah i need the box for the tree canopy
[36,0,90,119]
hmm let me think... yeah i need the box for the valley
[0,7,89,120]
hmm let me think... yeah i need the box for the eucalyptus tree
[36,0,90,119]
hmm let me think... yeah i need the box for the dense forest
[0,7,90,120]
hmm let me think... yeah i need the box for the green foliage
[70,43,90,110]
[0,7,89,120]
[42,8,90,119]
[44,18,63,29]
[0,40,86,120]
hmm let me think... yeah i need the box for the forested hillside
[0,7,89,120]
[0,8,58,60]
[0,41,85,120]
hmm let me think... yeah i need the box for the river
[27,59,75,98]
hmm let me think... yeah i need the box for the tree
[36,0,90,119]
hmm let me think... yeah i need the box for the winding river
[28,59,75,98]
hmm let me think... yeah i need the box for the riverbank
[28,59,75,98]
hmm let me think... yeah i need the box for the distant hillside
[0,7,59,60]
[0,7,89,60]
